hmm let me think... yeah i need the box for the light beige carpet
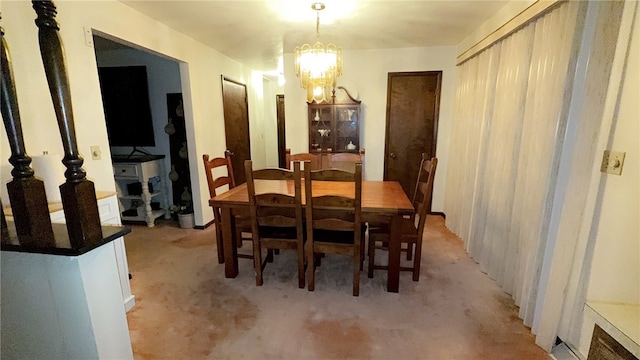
[124,216,549,359]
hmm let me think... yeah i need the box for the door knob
[390,153,397,159]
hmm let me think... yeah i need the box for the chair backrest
[327,149,365,172]
[304,162,362,237]
[202,150,236,199]
[245,160,304,233]
[412,154,438,236]
[285,149,321,170]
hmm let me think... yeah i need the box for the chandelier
[294,2,343,103]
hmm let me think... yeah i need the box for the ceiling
[116,0,510,72]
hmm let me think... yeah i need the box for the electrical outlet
[90,145,101,160]
[600,150,625,175]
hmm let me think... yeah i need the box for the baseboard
[550,342,582,360]
[124,295,136,312]
[430,211,446,219]
[194,219,215,230]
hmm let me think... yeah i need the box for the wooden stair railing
[32,0,102,246]
[1,15,55,246]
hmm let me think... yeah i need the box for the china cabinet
[308,86,361,153]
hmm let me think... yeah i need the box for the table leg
[221,207,238,278]
[387,214,401,292]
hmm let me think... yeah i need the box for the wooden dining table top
[209,180,414,215]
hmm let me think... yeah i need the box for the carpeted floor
[123,215,549,359]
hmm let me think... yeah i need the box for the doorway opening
[93,34,192,227]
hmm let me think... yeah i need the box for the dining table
[209,179,415,292]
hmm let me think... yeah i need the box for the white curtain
[444,0,585,336]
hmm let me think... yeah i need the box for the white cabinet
[48,193,136,312]
[112,155,170,227]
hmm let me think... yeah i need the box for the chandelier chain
[316,9,320,42]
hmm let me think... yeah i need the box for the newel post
[32,0,102,246]
[1,15,55,246]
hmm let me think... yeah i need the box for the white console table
[112,155,170,227]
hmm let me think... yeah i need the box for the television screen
[97,66,155,147]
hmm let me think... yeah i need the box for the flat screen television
[97,66,155,147]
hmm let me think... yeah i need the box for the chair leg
[297,244,305,289]
[367,238,375,278]
[266,249,274,263]
[353,246,361,296]
[412,239,423,282]
[215,226,225,264]
[253,238,263,286]
[360,238,365,271]
[235,227,244,248]
[306,242,315,291]
[406,243,413,261]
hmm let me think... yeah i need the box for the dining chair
[285,148,322,170]
[245,160,306,288]
[327,149,365,172]
[202,150,253,264]
[367,154,437,281]
[304,162,364,296]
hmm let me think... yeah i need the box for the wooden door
[221,76,251,184]
[384,71,441,199]
[276,94,286,168]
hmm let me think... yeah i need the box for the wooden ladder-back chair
[304,162,363,296]
[285,149,322,170]
[203,150,252,264]
[327,149,365,172]
[368,154,437,281]
[245,160,306,288]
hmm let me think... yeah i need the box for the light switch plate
[600,150,625,175]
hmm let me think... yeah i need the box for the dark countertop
[1,221,131,256]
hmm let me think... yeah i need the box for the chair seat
[260,226,299,240]
[314,224,367,245]
[369,218,419,243]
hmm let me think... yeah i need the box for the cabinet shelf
[118,192,162,200]
[120,209,166,223]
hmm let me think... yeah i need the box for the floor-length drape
[444,0,585,340]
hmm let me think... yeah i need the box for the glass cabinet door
[307,87,361,154]
[335,105,359,152]
[308,106,333,152]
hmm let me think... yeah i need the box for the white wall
[586,3,639,305]
[0,0,267,226]
[283,46,457,212]
[572,4,640,357]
